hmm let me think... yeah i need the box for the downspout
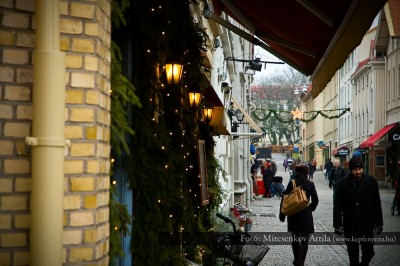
[26,0,66,265]
[244,154,252,211]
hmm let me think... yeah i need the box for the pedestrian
[289,161,297,180]
[283,158,288,172]
[262,162,274,198]
[307,161,315,180]
[328,159,346,203]
[324,158,334,180]
[391,160,400,215]
[279,165,319,266]
[250,160,260,196]
[333,156,383,266]
[271,160,277,177]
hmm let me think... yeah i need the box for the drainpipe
[26,0,66,265]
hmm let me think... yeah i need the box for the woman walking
[279,165,319,266]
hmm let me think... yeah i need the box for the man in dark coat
[324,158,334,179]
[333,156,383,266]
[279,165,319,266]
[328,159,346,202]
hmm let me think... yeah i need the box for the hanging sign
[337,147,349,156]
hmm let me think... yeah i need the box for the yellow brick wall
[0,0,111,265]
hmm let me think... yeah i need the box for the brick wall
[0,0,111,265]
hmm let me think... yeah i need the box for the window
[375,155,384,167]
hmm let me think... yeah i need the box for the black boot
[295,244,308,266]
[292,242,299,265]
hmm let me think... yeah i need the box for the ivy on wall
[109,0,224,264]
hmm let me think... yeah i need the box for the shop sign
[317,141,327,149]
[337,147,349,156]
[389,131,400,141]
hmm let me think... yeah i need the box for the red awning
[359,123,397,148]
[209,0,387,98]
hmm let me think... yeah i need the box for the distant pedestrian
[324,158,334,180]
[307,161,316,180]
[328,159,346,202]
[391,160,400,215]
[283,158,288,172]
[334,156,383,266]
[262,162,274,198]
[271,160,277,177]
[250,160,260,196]
[279,165,319,266]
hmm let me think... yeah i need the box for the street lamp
[188,87,202,108]
[164,60,183,86]
[202,101,214,123]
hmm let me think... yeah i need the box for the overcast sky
[253,47,289,78]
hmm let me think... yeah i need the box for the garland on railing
[253,107,350,124]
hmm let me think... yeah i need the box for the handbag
[281,180,309,216]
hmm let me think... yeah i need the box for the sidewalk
[248,155,400,266]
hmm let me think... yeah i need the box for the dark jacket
[263,168,274,188]
[250,162,258,175]
[280,176,319,233]
[329,166,346,187]
[333,174,383,233]
[324,161,334,172]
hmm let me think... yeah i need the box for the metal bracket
[26,137,71,147]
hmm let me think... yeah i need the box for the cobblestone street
[248,153,400,266]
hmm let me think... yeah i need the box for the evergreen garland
[110,0,225,264]
[253,107,350,123]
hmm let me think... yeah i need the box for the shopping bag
[281,180,309,216]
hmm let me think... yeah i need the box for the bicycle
[231,202,252,232]
[212,213,270,266]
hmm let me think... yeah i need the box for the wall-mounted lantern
[165,60,183,86]
[188,87,202,108]
[202,102,214,124]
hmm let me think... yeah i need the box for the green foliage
[109,0,140,263]
[109,186,132,266]
[109,0,225,265]
[110,41,142,156]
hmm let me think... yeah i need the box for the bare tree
[251,67,308,145]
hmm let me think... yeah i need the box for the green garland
[253,107,350,123]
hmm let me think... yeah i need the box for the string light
[112,180,117,185]
[164,165,168,169]
[111,158,115,163]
